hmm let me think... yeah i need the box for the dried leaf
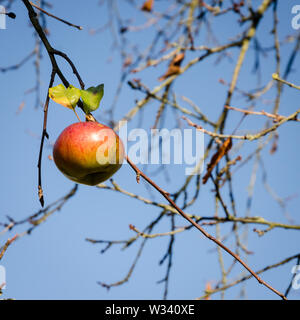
[141,0,154,12]
[202,137,232,184]
[158,52,185,81]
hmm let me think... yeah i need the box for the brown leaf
[158,52,185,81]
[202,137,232,184]
[172,52,185,65]
[141,0,154,12]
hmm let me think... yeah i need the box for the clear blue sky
[0,1,299,300]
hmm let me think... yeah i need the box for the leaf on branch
[202,137,232,184]
[49,84,81,109]
[80,84,104,113]
[158,52,185,81]
[141,0,154,12]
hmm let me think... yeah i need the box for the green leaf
[66,85,81,108]
[80,84,104,113]
[49,84,81,109]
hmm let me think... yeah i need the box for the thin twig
[225,105,300,122]
[37,71,55,207]
[0,234,18,261]
[272,73,300,91]
[29,1,83,30]
[183,111,300,141]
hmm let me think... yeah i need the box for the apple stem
[73,109,82,122]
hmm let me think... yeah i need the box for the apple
[53,122,125,186]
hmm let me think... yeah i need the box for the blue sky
[0,1,300,300]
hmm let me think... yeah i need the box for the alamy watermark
[96,121,205,176]
[0,5,6,29]
[292,5,300,30]
[0,265,6,290]
[291,265,300,290]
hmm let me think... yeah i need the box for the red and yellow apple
[53,122,124,185]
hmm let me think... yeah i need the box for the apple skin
[53,122,125,186]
